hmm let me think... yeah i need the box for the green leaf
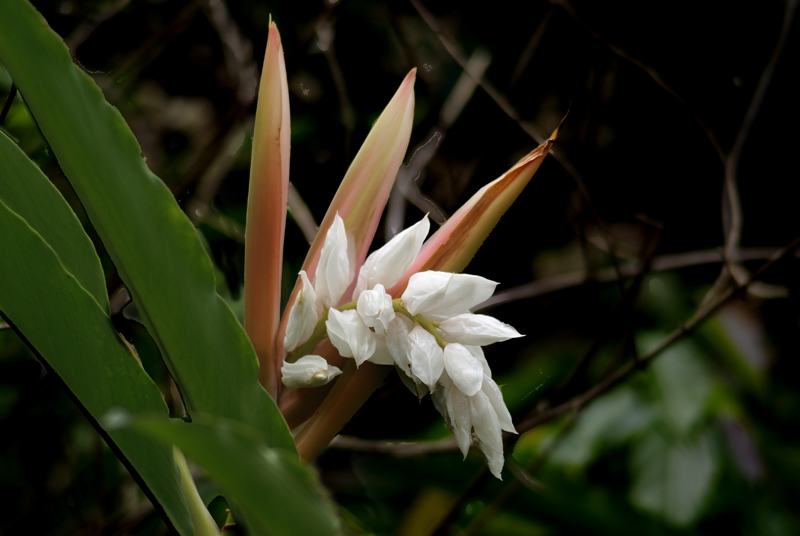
[640,334,712,437]
[0,131,107,310]
[0,0,294,452]
[629,429,719,527]
[0,197,193,535]
[132,414,342,536]
[549,387,654,469]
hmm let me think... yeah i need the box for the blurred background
[2,0,799,534]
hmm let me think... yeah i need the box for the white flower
[356,284,395,334]
[326,308,376,366]
[401,271,496,321]
[433,372,517,479]
[315,213,355,308]
[283,270,318,351]
[354,215,430,295]
[437,314,523,346]
[281,355,342,388]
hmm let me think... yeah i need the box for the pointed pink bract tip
[404,68,417,85]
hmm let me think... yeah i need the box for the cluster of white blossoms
[281,213,522,478]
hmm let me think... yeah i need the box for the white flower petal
[281,355,342,388]
[355,215,430,294]
[315,214,354,308]
[325,309,375,366]
[407,325,444,389]
[356,284,395,334]
[431,373,448,418]
[469,390,505,479]
[398,366,429,399]
[401,271,451,316]
[443,343,484,396]
[402,271,497,320]
[438,314,523,346]
[478,435,505,480]
[283,271,318,351]
[368,332,395,365]
[467,345,491,378]
[386,315,414,374]
[482,375,516,433]
[444,377,472,458]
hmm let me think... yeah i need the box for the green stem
[392,299,447,348]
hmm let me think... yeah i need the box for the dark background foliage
[2,0,799,534]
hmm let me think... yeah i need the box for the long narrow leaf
[0,197,193,535]
[0,131,107,310]
[132,414,342,536]
[0,0,294,451]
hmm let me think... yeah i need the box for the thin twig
[330,435,456,455]
[477,245,798,311]
[721,0,798,277]
[509,7,554,88]
[554,225,661,391]
[204,0,258,105]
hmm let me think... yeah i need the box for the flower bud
[281,355,342,388]
[283,271,318,351]
[356,284,395,334]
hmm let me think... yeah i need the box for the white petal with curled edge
[402,271,497,321]
[355,215,430,295]
[469,390,505,479]
[407,324,444,389]
[283,271,319,351]
[482,375,516,433]
[315,214,352,308]
[325,308,375,365]
[356,284,395,334]
[281,355,342,388]
[443,343,484,396]
[438,314,523,346]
